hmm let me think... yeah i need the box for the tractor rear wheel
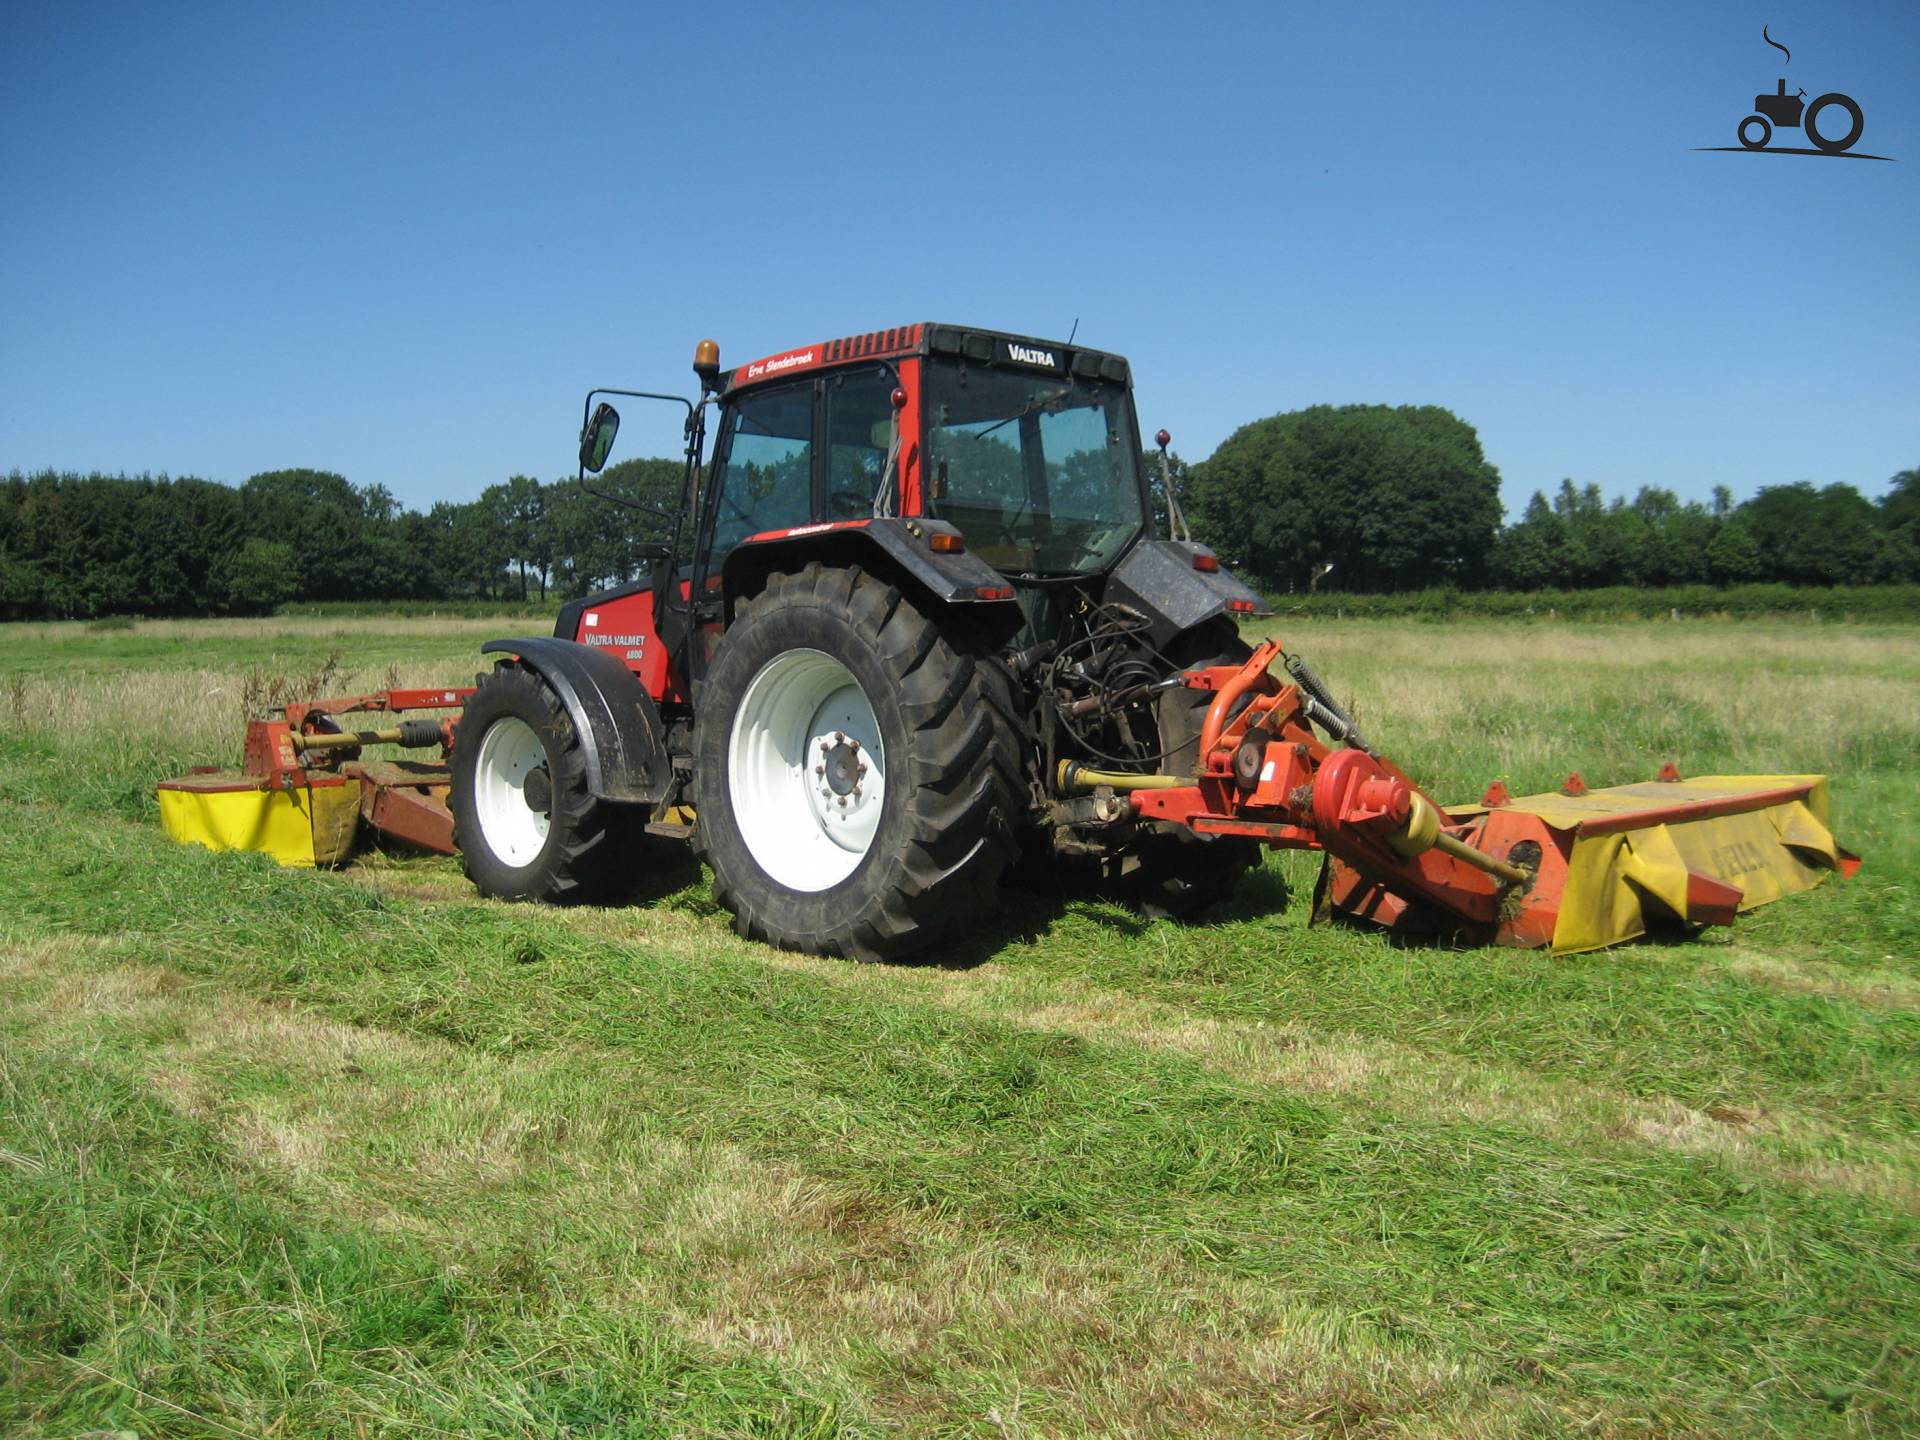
[693,563,1022,961]
[450,662,637,903]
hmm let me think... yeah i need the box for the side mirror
[579,403,620,473]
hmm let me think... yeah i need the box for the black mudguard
[721,518,1024,620]
[1104,539,1271,648]
[479,636,670,804]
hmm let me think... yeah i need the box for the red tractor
[164,323,1850,960]
[436,323,1850,960]
[447,324,1275,958]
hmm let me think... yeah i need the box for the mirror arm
[577,488,675,523]
[667,395,715,591]
[571,389,704,582]
[577,388,695,483]
[1157,445,1191,543]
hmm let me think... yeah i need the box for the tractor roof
[722,323,1132,394]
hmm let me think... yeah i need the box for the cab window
[824,367,899,519]
[709,382,814,566]
[923,362,1143,575]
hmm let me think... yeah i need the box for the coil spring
[1285,654,1372,754]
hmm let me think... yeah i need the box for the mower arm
[1093,643,1853,952]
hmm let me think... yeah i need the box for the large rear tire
[449,662,637,903]
[693,564,1022,961]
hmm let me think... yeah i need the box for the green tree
[1638,488,1716,585]
[541,480,601,598]
[238,469,375,601]
[1880,467,1920,580]
[420,499,508,599]
[1883,467,1920,539]
[485,476,549,600]
[535,461,683,599]
[1189,405,1502,593]
[1737,482,1890,585]
[220,537,299,612]
[1706,517,1763,583]
[1490,491,1566,589]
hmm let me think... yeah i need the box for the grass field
[2,612,1916,1438]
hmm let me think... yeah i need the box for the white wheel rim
[728,647,886,892]
[473,715,551,867]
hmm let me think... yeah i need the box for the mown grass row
[4,794,1918,1435]
[1,997,867,1438]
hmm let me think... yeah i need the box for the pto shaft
[295,719,446,752]
[1056,760,1184,792]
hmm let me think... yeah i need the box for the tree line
[3,404,1915,619]
[1182,404,1919,594]
[0,460,680,619]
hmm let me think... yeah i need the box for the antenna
[1066,317,1079,345]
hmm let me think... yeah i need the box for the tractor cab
[693,324,1151,581]
[569,324,1211,706]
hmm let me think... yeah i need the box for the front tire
[449,662,636,903]
[693,564,1022,961]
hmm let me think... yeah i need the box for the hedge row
[271,598,560,621]
[1260,584,1920,622]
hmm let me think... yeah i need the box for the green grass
[0,1017,865,1437]
[2,613,1917,1437]
[0,612,533,679]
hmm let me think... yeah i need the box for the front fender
[479,636,670,804]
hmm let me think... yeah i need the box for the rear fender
[1105,539,1271,649]
[721,518,1023,640]
[478,636,670,804]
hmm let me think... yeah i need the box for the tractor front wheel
[450,662,637,903]
[694,564,1022,961]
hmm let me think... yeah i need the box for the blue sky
[2,1,1914,518]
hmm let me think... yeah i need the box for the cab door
[689,378,821,665]
[686,365,909,677]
